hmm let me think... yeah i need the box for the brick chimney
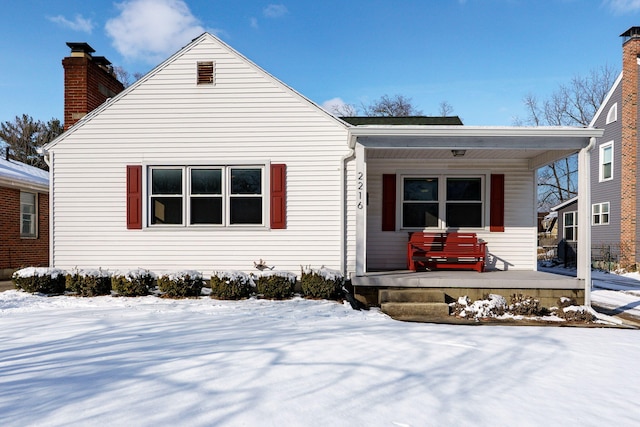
[620,27,640,267]
[62,42,125,130]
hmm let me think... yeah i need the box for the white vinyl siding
[48,35,351,277]
[366,158,536,271]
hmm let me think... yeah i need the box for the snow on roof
[0,156,49,191]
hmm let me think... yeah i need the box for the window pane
[20,192,35,208]
[602,203,609,214]
[447,178,481,201]
[602,213,609,224]
[404,178,438,201]
[403,203,439,228]
[565,212,574,226]
[603,146,612,163]
[565,227,574,241]
[152,169,182,195]
[446,203,482,227]
[151,197,183,224]
[191,197,222,224]
[231,169,261,194]
[191,169,221,194]
[21,214,34,235]
[230,198,262,224]
[603,163,612,179]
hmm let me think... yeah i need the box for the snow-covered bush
[210,271,254,300]
[450,294,507,319]
[12,267,66,294]
[158,270,204,298]
[111,269,156,297]
[65,268,111,296]
[509,294,549,316]
[255,270,296,300]
[300,266,343,300]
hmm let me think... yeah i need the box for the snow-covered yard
[1,273,639,427]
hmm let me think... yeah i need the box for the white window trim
[20,191,38,239]
[599,141,613,182]
[606,103,617,124]
[399,173,485,230]
[148,165,266,228]
[563,211,578,242]
[592,202,610,226]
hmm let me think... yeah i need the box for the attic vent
[197,61,214,85]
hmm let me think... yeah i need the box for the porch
[351,269,584,308]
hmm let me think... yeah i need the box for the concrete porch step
[381,302,450,319]
[379,289,446,303]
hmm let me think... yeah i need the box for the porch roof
[348,125,604,167]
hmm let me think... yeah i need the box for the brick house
[0,155,49,279]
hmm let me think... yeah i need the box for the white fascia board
[348,126,603,149]
[589,72,623,128]
[550,196,578,212]
[0,177,49,193]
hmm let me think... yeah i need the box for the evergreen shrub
[12,267,66,294]
[255,271,296,300]
[210,271,254,300]
[112,269,155,297]
[158,270,204,298]
[65,268,111,296]
[300,266,343,300]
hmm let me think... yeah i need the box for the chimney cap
[66,42,95,54]
[92,56,112,67]
[621,27,640,44]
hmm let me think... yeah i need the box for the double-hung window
[20,191,37,238]
[592,202,610,225]
[599,142,613,181]
[149,166,264,227]
[564,211,577,241]
[401,175,483,229]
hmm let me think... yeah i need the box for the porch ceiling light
[451,149,466,157]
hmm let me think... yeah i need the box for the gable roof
[589,71,623,127]
[550,196,578,212]
[44,32,350,151]
[340,116,463,126]
[0,156,49,192]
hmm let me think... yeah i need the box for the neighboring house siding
[365,158,536,271]
[49,36,351,277]
[591,82,622,247]
[0,187,49,272]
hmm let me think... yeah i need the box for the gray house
[580,26,640,268]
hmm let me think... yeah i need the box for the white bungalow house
[43,33,602,309]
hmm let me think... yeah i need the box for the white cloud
[48,14,94,33]
[105,0,205,63]
[321,97,356,116]
[604,0,640,13]
[250,17,259,29]
[263,4,288,18]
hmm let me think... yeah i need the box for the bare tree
[361,94,423,116]
[112,65,144,88]
[438,101,454,116]
[518,65,618,210]
[0,115,62,170]
[329,102,358,117]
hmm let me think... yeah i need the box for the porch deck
[351,269,585,307]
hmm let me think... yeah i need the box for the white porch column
[577,137,595,305]
[355,142,367,276]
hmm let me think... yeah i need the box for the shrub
[509,294,549,316]
[111,269,156,297]
[210,271,254,300]
[158,270,204,298]
[255,271,296,300]
[300,266,343,300]
[12,267,66,294]
[66,268,112,296]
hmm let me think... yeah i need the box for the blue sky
[2,0,640,126]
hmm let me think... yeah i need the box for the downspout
[41,148,54,269]
[340,143,355,278]
[578,136,596,306]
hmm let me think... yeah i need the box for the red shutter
[127,165,142,229]
[490,174,505,232]
[270,164,286,229]
[382,174,396,231]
